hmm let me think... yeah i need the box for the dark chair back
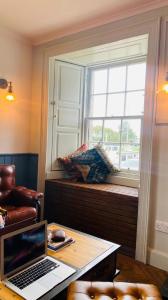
[0,165,16,203]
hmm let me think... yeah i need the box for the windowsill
[106,173,140,188]
[47,169,140,188]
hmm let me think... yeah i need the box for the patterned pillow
[71,144,119,183]
[57,144,88,181]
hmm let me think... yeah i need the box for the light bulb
[6,93,15,101]
[162,83,168,93]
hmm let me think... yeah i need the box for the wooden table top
[0,223,120,300]
[47,223,118,269]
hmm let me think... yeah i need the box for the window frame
[83,57,146,187]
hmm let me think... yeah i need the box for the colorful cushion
[57,144,88,181]
[71,144,119,183]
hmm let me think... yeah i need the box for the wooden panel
[59,65,82,103]
[54,179,138,197]
[58,108,79,128]
[50,60,84,172]
[45,180,138,257]
[57,133,79,157]
[0,154,38,189]
[27,154,38,190]
[47,223,115,269]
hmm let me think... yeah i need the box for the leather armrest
[12,186,43,207]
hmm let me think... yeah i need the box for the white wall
[0,26,32,153]
[149,125,168,270]
[31,6,168,271]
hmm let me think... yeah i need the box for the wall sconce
[162,72,168,93]
[0,78,15,101]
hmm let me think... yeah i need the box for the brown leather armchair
[0,164,43,234]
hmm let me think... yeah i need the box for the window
[85,60,146,175]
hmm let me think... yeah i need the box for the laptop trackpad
[23,282,48,300]
[38,273,62,288]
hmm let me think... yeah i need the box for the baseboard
[147,248,168,272]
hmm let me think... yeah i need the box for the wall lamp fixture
[0,78,15,101]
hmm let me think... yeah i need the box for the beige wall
[0,26,32,153]
[31,6,168,271]
[30,49,43,153]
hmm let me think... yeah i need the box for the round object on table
[50,229,66,242]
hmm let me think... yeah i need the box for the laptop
[0,221,76,300]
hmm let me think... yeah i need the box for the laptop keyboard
[9,259,59,290]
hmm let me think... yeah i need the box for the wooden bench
[45,179,138,257]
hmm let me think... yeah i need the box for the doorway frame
[37,14,161,263]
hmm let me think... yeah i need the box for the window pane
[103,144,120,167]
[91,69,107,94]
[121,119,141,143]
[107,93,125,116]
[89,143,99,149]
[91,95,106,117]
[127,62,146,91]
[108,66,126,92]
[125,91,144,116]
[88,120,103,142]
[104,120,121,143]
[120,144,140,171]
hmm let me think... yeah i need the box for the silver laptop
[0,221,76,300]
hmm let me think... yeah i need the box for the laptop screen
[3,222,46,277]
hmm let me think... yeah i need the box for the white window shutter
[46,59,85,178]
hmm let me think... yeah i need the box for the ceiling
[0,0,167,45]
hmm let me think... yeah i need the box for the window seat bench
[45,179,138,257]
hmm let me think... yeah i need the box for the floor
[55,254,168,300]
[115,254,168,289]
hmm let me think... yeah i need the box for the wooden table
[0,223,120,300]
